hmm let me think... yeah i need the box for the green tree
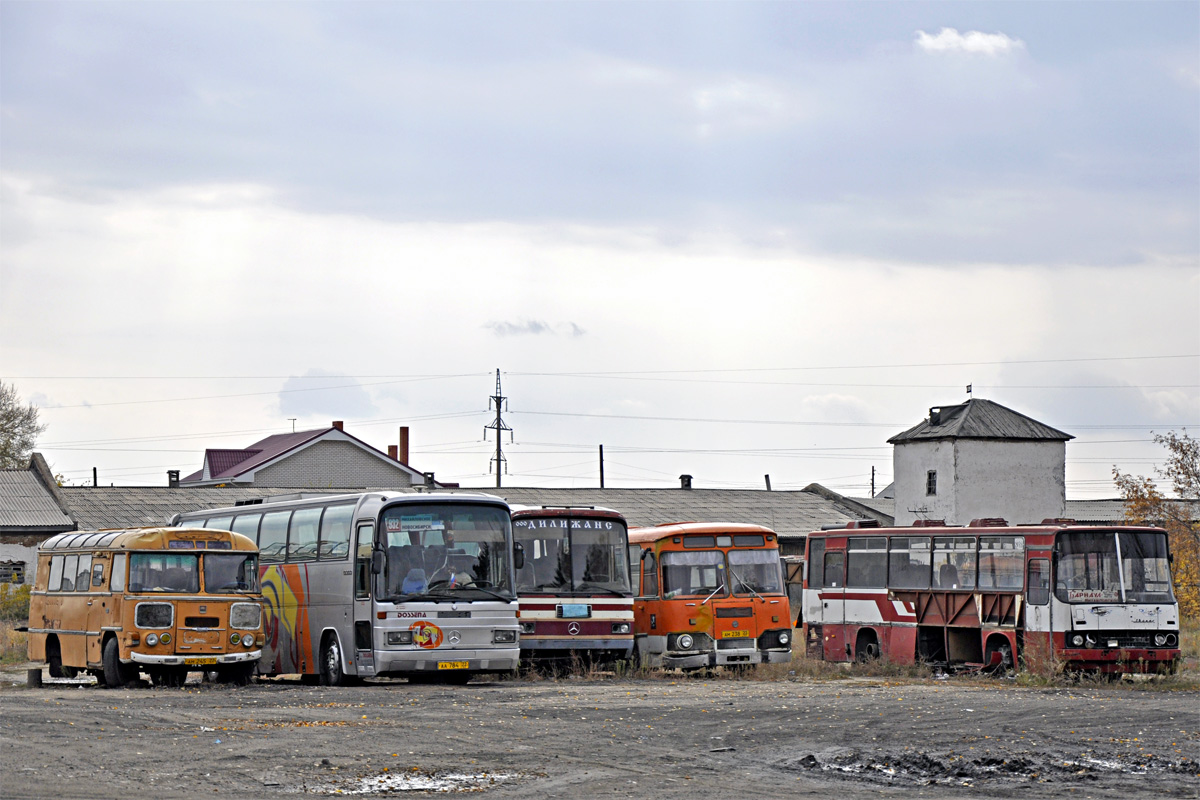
[1114,430,1200,618]
[0,381,47,469]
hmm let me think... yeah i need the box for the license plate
[559,604,590,618]
[185,657,218,666]
[721,630,752,638]
[437,661,469,670]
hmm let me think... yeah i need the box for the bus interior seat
[938,563,959,589]
[401,568,427,594]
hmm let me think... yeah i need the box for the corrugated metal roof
[888,399,1073,443]
[0,471,75,530]
[56,485,863,540]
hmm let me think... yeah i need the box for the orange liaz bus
[627,522,793,671]
[27,527,265,687]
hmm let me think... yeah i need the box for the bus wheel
[984,640,1014,676]
[101,638,135,688]
[46,638,78,679]
[150,668,187,688]
[854,633,881,664]
[320,636,355,686]
[218,663,255,686]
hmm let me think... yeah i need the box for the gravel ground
[1,668,1196,799]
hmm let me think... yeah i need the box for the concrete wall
[252,441,414,488]
[0,543,37,584]
[893,439,957,525]
[953,439,1066,525]
[893,438,1066,526]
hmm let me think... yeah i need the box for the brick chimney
[399,427,410,464]
[387,445,398,461]
[332,420,344,431]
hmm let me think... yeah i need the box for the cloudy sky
[2,1,1197,498]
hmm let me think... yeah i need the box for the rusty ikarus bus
[627,522,793,671]
[27,527,264,687]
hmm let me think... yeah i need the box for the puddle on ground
[319,769,521,794]
[784,750,1198,787]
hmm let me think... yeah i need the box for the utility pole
[484,369,512,488]
[599,445,605,489]
[871,466,876,498]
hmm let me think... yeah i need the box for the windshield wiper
[701,584,726,605]
[731,570,764,601]
[575,584,627,597]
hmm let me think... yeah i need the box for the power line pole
[484,369,512,488]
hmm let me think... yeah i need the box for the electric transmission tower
[484,369,512,487]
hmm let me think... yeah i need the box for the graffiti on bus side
[260,565,309,674]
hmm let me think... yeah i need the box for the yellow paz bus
[27,527,265,688]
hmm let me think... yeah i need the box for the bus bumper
[376,648,520,675]
[130,649,261,666]
[1059,648,1181,674]
[762,648,793,664]
[663,652,713,670]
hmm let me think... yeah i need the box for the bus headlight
[1167,633,1178,647]
[611,622,631,635]
[230,632,241,644]
[778,631,790,646]
[1070,634,1084,647]
[160,633,172,645]
[386,631,414,646]
[678,633,694,650]
[493,630,517,644]
[241,634,255,647]
[521,622,536,634]
[1155,634,1167,647]
[145,633,159,646]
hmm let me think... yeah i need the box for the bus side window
[807,539,825,589]
[61,555,78,592]
[641,550,658,597]
[627,545,641,594]
[823,551,844,589]
[48,555,64,592]
[1027,558,1050,605]
[355,523,374,599]
[91,563,105,588]
[75,555,92,592]
[110,554,126,592]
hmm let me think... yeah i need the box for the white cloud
[915,28,1024,56]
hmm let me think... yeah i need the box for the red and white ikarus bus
[802,519,1181,674]
[510,505,634,665]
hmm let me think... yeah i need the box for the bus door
[820,538,848,661]
[353,522,376,677]
[84,554,113,665]
[1024,555,1052,664]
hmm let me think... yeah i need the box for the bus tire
[101,637,134,688]
[320,635,356,686]
[46,637,78,679]
[854,631,881,663]
[218,663,255,686]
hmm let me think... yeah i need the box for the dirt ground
[0,667,1196,800]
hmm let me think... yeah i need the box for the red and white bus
[511,505,634,665]
[801,519,1181,674]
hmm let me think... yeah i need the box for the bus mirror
[513,542,525,570]
[371,550,384,575]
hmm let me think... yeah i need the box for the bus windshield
[379,503,514,600]
[514,518,632,595]
[1056,530,1174,604]
[129,553,199,593]
[662,550,726,598]
[728,548,784,596]
[204,553,260,593]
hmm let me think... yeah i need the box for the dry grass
[0,620,28,665]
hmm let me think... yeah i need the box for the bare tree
[0,381,47,469]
